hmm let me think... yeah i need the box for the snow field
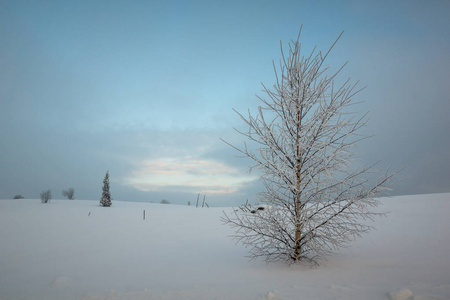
[0,194,449,300]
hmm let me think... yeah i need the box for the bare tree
[40,190,52,203]
[62,188,75,200]
[222,27,398,264]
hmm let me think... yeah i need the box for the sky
[1,0,449,206]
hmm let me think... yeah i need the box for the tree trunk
[294,106,302,261]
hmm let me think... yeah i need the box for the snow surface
[0,194,449,300]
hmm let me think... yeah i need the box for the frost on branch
[222,27,399,265]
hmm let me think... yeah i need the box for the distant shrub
[40,190,52,203]
[62,188,75,200]
[13,194,24,199]
[160,199,170,204]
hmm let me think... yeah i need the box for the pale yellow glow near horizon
[122,157,257,194]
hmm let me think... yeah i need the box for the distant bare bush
[160,199,170,204]
[40,190,52,203]
[13,194,24,199]
[62,188,75,200]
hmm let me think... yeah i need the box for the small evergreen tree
[100,171,112,207]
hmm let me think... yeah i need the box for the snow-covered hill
[1,194,449,300]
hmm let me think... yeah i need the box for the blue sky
[1,0,449,205]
